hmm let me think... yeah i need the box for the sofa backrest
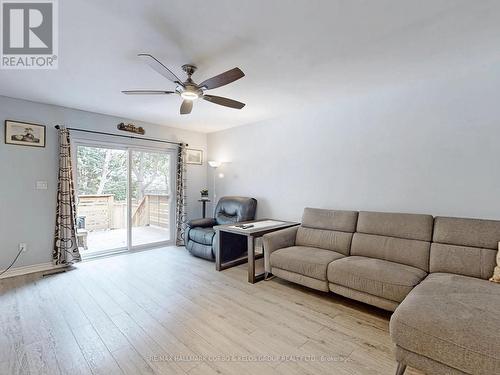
[295,208,358,255]
[351,211,434,271]
[430,217,500,279]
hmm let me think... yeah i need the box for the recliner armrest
[188,218,217,228]
[263,226,299,273]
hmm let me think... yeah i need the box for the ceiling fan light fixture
[180,91,199,100]
[123,54,246,115]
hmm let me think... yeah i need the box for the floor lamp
[208,161,223,215]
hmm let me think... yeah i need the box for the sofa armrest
[188,217,217,228]
[263,226,299,274]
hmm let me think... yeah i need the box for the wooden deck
[84,226,170,253]
[0,247,424,375]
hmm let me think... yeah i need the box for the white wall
[3,61,500,272]
[0,96,207,270]
[207,65,500,223]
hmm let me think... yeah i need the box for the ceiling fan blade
[138,53,184,86]
[180,100,193,115]
[203,95,245,109]
[122,90,175,95]
[199,67,245,90]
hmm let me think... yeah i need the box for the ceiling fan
[122,53,245,115]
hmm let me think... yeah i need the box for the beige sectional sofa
[263,208,500,375]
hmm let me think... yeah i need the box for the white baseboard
[0,262,67,279]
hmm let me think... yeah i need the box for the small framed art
[186,148,203,165]
[5,120,46,148]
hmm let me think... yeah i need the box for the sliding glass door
[130,149,172,247]
[76,144,128,254]
[75,142,175,257]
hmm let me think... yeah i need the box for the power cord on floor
[0,248,23,277]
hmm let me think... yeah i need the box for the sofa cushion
[433,216,500,249]
[390,273,500,374]
[351,233,431,271]
[357,211,434,241]
[295,227,352,255]
[352,211,433,271]
[430,216,500,279]
[327,256,427,302]
[270,246,345,281]
[430,243,497,280]
[295,208,358,255]
[188,227,215,245]
[301,208,358,232]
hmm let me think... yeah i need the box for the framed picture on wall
[5,120,46,148]
[186,148,203,165]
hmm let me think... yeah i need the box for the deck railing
[77,194,169,231]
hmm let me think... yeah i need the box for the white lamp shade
[208,160,222,168]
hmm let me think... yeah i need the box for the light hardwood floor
[0,247,424,375]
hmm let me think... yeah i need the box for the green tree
[131,151,170,201]
[77,147,127,201]
[77,146,170,203]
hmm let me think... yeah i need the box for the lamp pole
[213,168,217,214]
[208,161,222,215]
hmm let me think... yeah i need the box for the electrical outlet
[35,181,48,190]
[19,243,27,253]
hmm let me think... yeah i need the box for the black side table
[198,199,211,218]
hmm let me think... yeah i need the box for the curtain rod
[54,125,187,147]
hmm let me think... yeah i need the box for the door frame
[72,137,177,258]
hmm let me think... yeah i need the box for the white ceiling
[1,0,500,133]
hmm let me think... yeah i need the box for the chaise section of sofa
[328,211,433,311]
[263,207,500,374]
[390,216,500,375]
[263,207,358,292]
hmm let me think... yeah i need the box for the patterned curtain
[53,127,81,264]
[175,143,188,246]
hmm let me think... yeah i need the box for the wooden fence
[77,195,114,231]
[77,194,169,231]
[146,194,169,228]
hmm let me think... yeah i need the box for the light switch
[36,181,48,190]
